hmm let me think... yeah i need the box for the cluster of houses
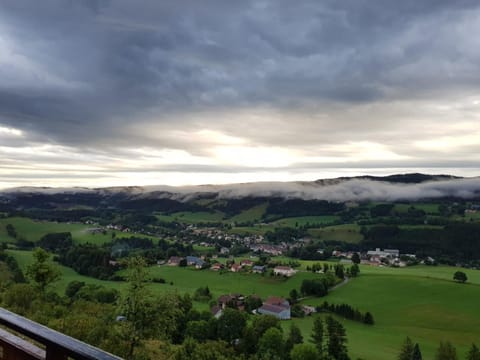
[166,255,207,269]
[330,247,422,267]
[165,255,296,276]
[211,294,292,320]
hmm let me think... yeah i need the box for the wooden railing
[0,307,123,360]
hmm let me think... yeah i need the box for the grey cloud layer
[116,177,480,202]
[1,0,480,147]
[5,178,480,202]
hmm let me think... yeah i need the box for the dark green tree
[363,312,374,325]
[290,343,320,360]
[217,308,246,344]
[185,320,209,343]
[398,337,414,360]
[351,252,360,264]
[286,323,303,353]
[467,344,480,360]
[26,248,60,292]
[435,341,457,360]
[6,223,17,238]
[335,264,345,279]
[453,271,467,283]
[350,264,360,277]
[326,315,350,360]
[257,327,284,360]
[245,295,263,312]
[251,315,281,338]
[412,343,422,360]
[289,288,299,304]
[118,256,162,359]
[65,280,86,299]
[311,317,324,356]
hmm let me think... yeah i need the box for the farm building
[273,266,295,277]
[257,296,291,320]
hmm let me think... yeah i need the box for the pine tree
[398,337,414,360]
[467,344,480,360]
[326,315,349,360]
[363,312,374,325]
[435,341,457,360]
[311,317,324,357]
[412,343,422,360]
[286,323,303,353]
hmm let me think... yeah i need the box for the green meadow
[7,249,480,360]
[0,217,159,245]
[393,203,440,214]
[308,224,363,243]
[270,215,340,227]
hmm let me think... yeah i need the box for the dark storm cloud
[1,0,480,148]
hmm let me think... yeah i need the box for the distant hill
[1,173,478,207]
[336,173,461,184]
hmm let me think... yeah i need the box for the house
[265,296,289,308]
[231,263,242,272]
[257,296,290,320]
[220,247,230,255]
[240,259,254,267]
[211,305,223,319]
[186,256,206,269]
[273,266,296,277]
[167,256,183,266]
[210,263,224,271]
[218,294,245,311]
[302,305,316,316]
[252,265,266,274]
[367,248,399,258]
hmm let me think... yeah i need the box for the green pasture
[229,203,268,223]
[156,211,225,223]
[146,266,319,300]
[270,215,340,227]
[306,274,480,360]
[394,203,440,214]
[0,217,158,245]
[228,225,273,236]
[6,250,124,293]
[308,224,363,243]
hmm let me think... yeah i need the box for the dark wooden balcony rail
[0,307,123,360]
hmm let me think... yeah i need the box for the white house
[273,266,296,277]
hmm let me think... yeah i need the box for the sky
[1,0,480,189]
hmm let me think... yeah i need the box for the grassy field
[7,249,124,292]
[0,217,159,245]
[308,224,363,243]
[394,203,440,214]
[229,203,268,223]
[270,215,340,227]
[156,211,225,223]
[7,249,480,360]
[298,274,480,360]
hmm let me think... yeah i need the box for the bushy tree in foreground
[26,248,60,292]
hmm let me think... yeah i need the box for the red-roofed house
[257,296,290,320]
[240,259,254,267]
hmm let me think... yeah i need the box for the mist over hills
[1,174,479,204]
